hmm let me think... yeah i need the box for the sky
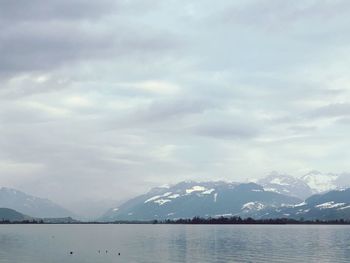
[1,0,350,212]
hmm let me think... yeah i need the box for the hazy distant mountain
[0,207,78,223]
[67,198,123,220]
[0,208,30,222]
[256,171,350,199]
[101,181,301,221]
[257,172,313,199]
[0,187,74,218]
[260,188,350,220]
[300,170,350,194]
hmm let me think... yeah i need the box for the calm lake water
[0,224,350,262]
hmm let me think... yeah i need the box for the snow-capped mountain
[0,187,74,218]
[100,170,350,221]
[257,172,313,199]
[259,188,350,220]
[256,171,350,199]
[300,170,350,194]
[101,181,301,221]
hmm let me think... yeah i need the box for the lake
[0,224,350,262]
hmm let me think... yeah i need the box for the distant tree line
[2,216,350,224]
[0,219,44,224]
[150,216,350,225]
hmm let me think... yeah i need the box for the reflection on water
[0,224,350,262]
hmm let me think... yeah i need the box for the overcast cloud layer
[1,0,350,211]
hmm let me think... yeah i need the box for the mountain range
[1,170,350,221]
[0,187,74,218]
[101,181,301,221]
[102,171,350,221]
[258,188,350,220]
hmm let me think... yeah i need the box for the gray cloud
[0,0,155,23]
[0,0,180,79]
[1,0,350,215]
[220,0,350,29]
[194,122,260,140]
[131,99,215,123]
[308,103,350,119]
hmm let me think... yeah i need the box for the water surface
[0,224,349,262]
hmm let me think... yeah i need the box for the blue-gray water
[1,224,350,262]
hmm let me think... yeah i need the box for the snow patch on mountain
[202,189,215,195]
[270,178,290,186]
[338,205,350,210]
[154,199,171,205]
[144,192,172,203]
[144,195,162,203]
[293,202,307,207]
[241,202,265,211]
[315,201,346,209]
[186,186,207,194]
[213,193,218,202]
[264,188,280,193]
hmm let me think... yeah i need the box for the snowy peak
[300,171,339,193]
[261,172,302,186]
[257,171,350,199]
[299,170,350,194]
[257,172,312,199]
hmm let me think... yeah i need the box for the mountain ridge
[0,187,74,218]
[101,181,301,221]
[0,208,31,222]
[102,170,350,221]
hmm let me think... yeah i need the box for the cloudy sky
[1,0,350,210]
